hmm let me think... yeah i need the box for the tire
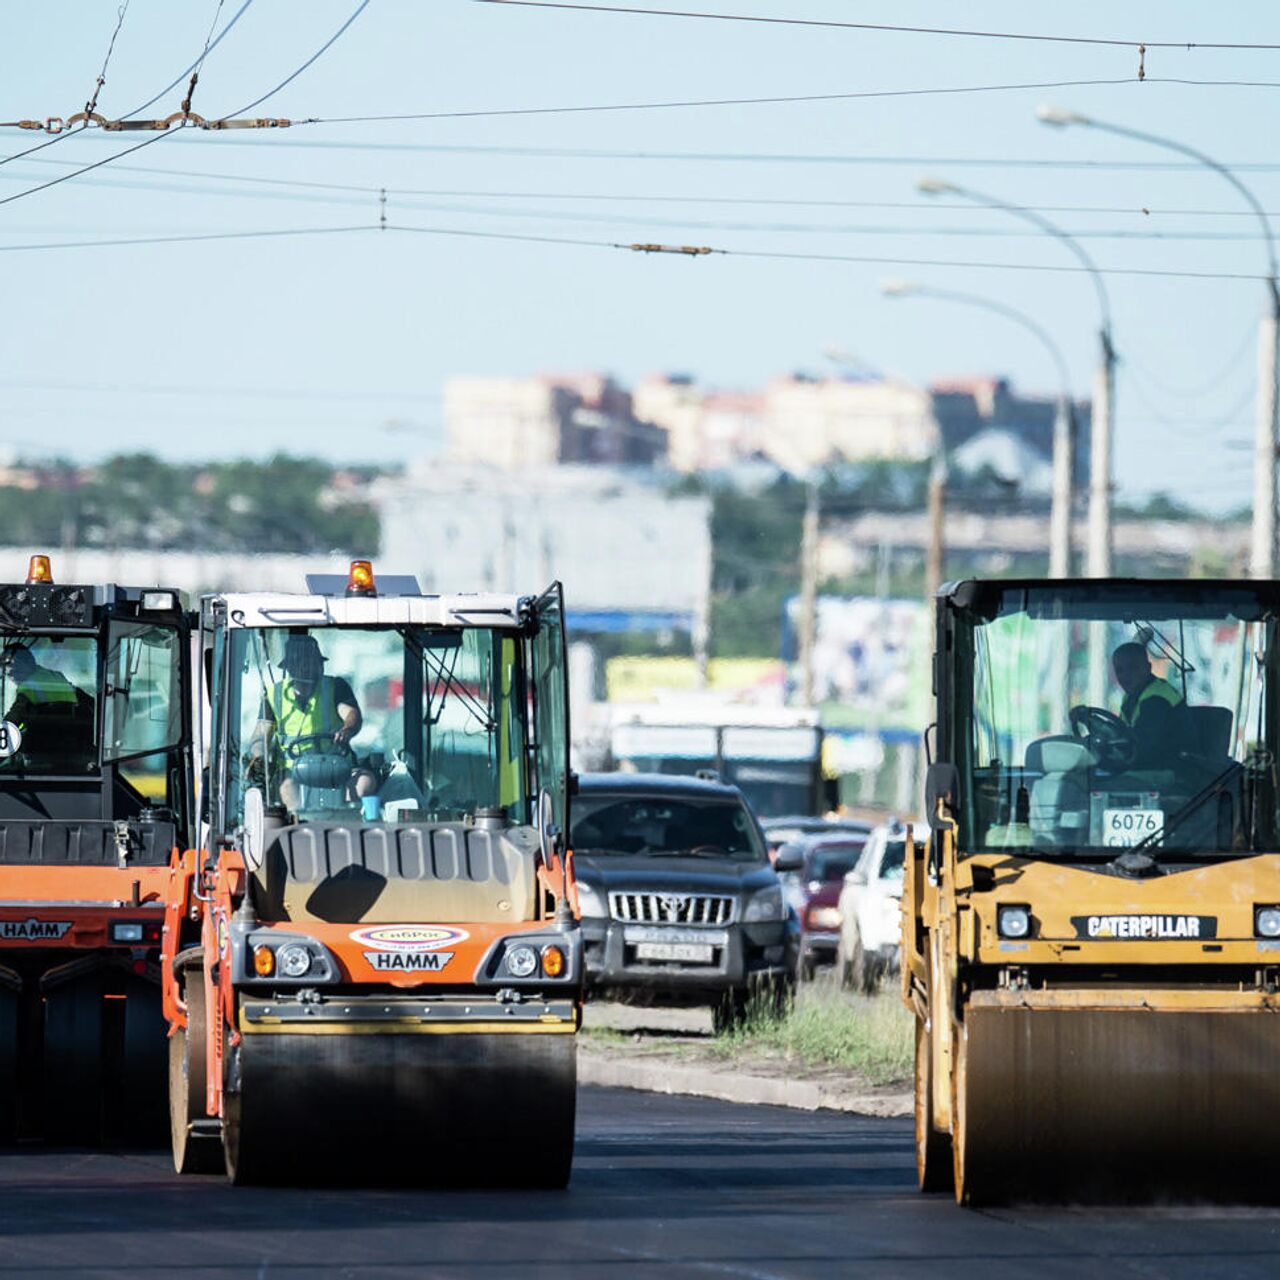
[170,976,223,1174]
[799,956,816,984]
[847,929,867,995]
[43,976,104,1143]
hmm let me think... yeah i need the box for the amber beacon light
[346,559,377,597]
[26,554,52,585]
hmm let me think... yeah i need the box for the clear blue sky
[4,1,1280,511]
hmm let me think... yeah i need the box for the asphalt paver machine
[905,578,1280,1204]
[0,554,192,1144]
[164,562,582,1184]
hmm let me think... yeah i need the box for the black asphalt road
[3,1086,1279,1279]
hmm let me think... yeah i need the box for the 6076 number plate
[1102,807,1163,847]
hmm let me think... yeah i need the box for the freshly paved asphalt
[2,1086,1279,1279]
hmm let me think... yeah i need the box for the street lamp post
[1038,105,1278,580]
[919,177,1115,578]
[883,280,1077,576]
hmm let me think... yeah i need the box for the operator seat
[1025,737,1095,848]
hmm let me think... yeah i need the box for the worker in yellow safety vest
[1111,642,1185,766]
[257,634,376,811]
[0,645,92,762]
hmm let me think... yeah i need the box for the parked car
[835,821,918,993]
[773,834,868,981]
[570,772,795,1031]
[761,815,874,862]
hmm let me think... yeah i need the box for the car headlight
[276,943,312,978]
[743,885,784,923]
[997,905,1031,939]
[807,905,842,931]
[576,881,606,918]
[507,944,538,977]
[1257,906,1280,938]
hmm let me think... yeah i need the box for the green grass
[714,985,914,1086]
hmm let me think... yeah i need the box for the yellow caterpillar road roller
[162,562,581,1185]
[904,578,1280,1205]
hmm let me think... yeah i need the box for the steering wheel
[280,732,345,760]
[1069,704,1136,770]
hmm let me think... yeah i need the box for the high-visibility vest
[268,676,342,748]
[1121,676,1182,727]
[15,667,79,706]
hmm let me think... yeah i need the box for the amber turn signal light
[26,554,52,585]
[253,945,275,976]
[540,945,566,978]
[346,559,376,597]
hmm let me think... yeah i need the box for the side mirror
[845,870,867,887]
[773,845,804,873]
[925,762,960,832]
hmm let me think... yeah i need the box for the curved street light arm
[952,185,1113,334]
[1080,118,1278,303]
[903,285,1072,400]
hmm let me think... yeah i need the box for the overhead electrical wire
[0,219,1275,283]
[145,136,1280,172]
[0,0,368,211]
[308,77,1140,123]
[17,156,1280,219]
[216,0,370,119]
[121,0,255,118]
[473,0,1280,50]
[0,0,135,170]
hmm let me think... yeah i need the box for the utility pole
[798,481,819,707]
[1087,331,1115,578]
[1253,289,1278,578]
[1049,396,1075,578]
[925,457,946,599]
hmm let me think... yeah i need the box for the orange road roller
[0,554,192,1144]
[163,563,582,1184]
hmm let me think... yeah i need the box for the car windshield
[570,794,766,862]
[955,583,1279,857]
[808,843,863,881]
[879,839,907,880]
[224,624,529,825]
[0,635,97,775]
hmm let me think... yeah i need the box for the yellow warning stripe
[238,1013,577,1036]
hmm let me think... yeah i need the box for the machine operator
[1111,641,1184,762]
[255,634,376,811]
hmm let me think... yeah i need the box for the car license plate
[1103,807,1163,847]
[623,926,729,947]
[634,942,714,963]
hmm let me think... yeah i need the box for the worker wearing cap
[257,634,375,811]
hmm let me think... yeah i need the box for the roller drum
[224,1030,577,1187]
[954,1008,1280,1204]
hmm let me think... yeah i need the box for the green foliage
[709,478,804,658]
[14,453,379,555]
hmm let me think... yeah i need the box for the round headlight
[507,945,538,977]
[277,943,312,978]
[1257,907,1280,938]
[997,905,1031,939]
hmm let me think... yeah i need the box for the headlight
[576,882,606,918]
[507,944,538,977]
[807,905,842,931]
[276,943,312,978]
[1257,907,1280,938]
[743,885,784,923]
[997,905,1031,939]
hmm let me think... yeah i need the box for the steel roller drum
[954,1008,1280,1204]
[223,1030,576,1187]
